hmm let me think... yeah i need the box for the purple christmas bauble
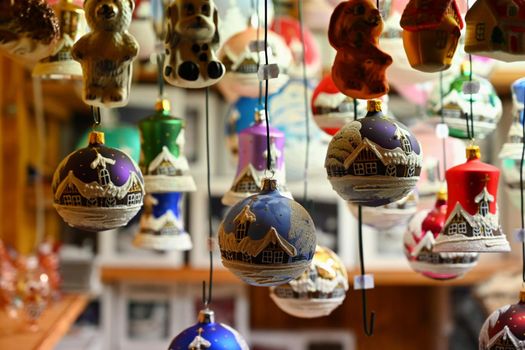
[52,131,145,231]
[218,178,316,286]
[168,309,248,350]
[325,100,422,206]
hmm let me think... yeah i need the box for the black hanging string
[264,0,272,172]
[354,99,375,336]
[298,0,310,202]
[91,106,101,126]
[520,89,525,283]
[156,53,165,98]
[439,72,447,182]
[202,87,214,307]
[468,54,475,140]
[256,0,263,108]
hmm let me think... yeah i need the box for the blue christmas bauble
[168,309,248,350]
[218,178,317,286]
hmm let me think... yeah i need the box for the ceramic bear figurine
[328,0,392,99]
[72,0,139,108]
[163,0,225,88]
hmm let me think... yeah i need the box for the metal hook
[91,106,101,127]
[357,205,375,336]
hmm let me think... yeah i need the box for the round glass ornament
[52,131,145,231]
[270,245,348,318]
[325,99,422,206]
[218,178,317,286]
[167,308,248,350]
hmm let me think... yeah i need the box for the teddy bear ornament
[72,0,139,108]
[163,0,225,88]
[328,0,393,99]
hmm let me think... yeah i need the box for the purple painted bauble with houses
[222,110,292,206]
[52,131,145,231]
[325,100,423,207]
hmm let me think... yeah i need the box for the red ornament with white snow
[433,145,510,253]
[479,290,525,349]
[403,190,478,280]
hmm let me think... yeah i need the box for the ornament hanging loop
[91,106,101,127]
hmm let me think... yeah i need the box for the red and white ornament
[404,191,478,280]
[433,145,510,253]
[479,291,525,349]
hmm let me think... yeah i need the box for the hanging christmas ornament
[311,74,392,136]
[222,110,291,206]
[269,245,349,318]
[500,78,525,160]
[427,64,503,140]
[270,16,321,78]
[218,178,316,286]
[139,99,196,193]
[465,0,525,62]
[400,0,463,73]
[217,26,292,102]
[404,190,478,280]
[0,0,60,63]
[479,290,525,349]
[325,99,422,207]
[37,241,61,300]
[433,145,511,253]
[71,0,139,108]
[348,191,418,231]
[163,0,225,88]
[168,308,248,350]
[52,131,145,232]
[328,0,393,99]
[133,193,192,251]
[32,0,86,79]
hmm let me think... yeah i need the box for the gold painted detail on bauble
[437,187,447,201]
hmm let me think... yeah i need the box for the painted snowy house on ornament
[427,66,503,140]
[222,110,291,206]
[400,0,463,72]
[479,291,525,350]
[217,26,292,102]
[403,191,478,281]
[133,193,192,251]
[433,145,510,253]
[139,99,196,193]
[270,245,349,318]
[465,0,525,62]
[325,100,422,207]
[218,179,316,286]
[52,131,145,231]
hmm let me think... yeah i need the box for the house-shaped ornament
[52,131,145,231]
[218,179,316,286]
[133,192,192,251]
[479,290,525,349]
[139,99,196,193]
[400,0,463,72]
[465,0,525,62]
[325,100,422,206]
[222,110,292,206]
[433,145,510,253]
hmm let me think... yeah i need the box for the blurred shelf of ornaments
[2,0,525,349]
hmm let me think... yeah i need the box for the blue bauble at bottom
[168,309,248,350]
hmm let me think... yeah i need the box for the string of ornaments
[2,0,524,346]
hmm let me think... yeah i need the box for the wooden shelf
[100,257,514,287]
[0,293,89,350]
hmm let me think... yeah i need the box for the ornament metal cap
[254,109,266,123]
[367,99,382,112]
[88,131,105,145]
[466,145,481,160]
[519,290,525,303]
[261,178,278,192]
[437,187,447,201]
[197,308,215,324]
[155,98,171,113]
